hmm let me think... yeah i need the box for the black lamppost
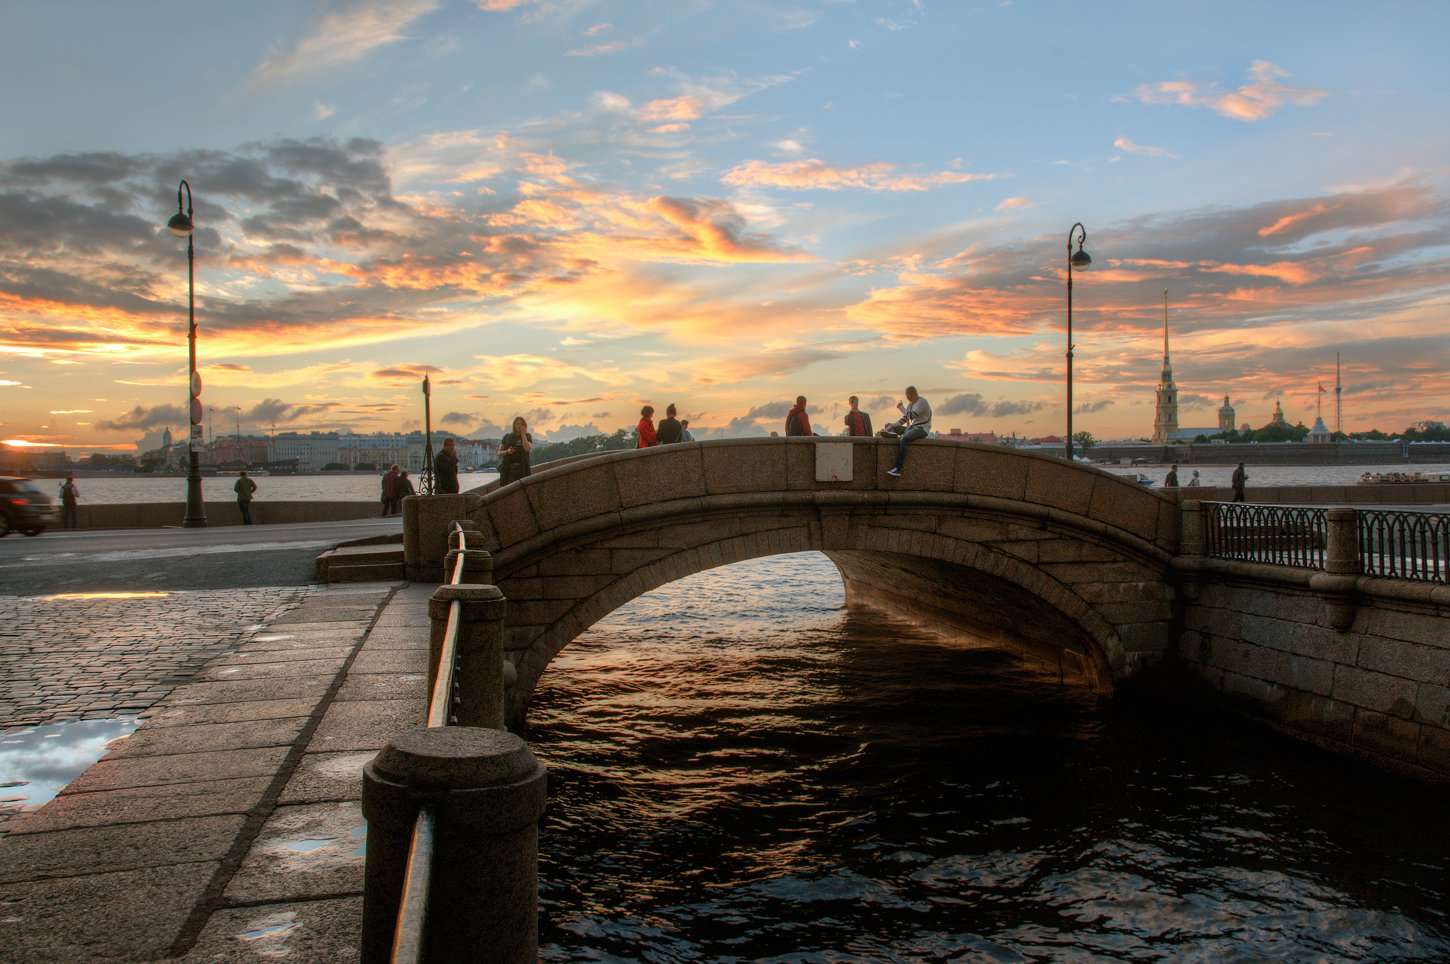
[420,374,435,495]
[168,180,207,527]
[1065,222,1091,461]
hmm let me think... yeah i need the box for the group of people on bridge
[633,387,935,477]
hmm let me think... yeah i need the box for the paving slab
[347,649,428,674]
[194,655,349,682]
[8,777,272,835]
[278,750,375,805]
[308,699,425,753]
[183,895,364,963]
[142,697,320,728]
[255,621,372,635]
[104,717,309,758]
[0,813,245,883]
[165,674,338,706]
[273,610,379,625]
[65,746,290,794]
[356,626,429,650]
[335,672,427,702]
[223,801,367,903]
[0,861,218,963]
[219,642,357,663]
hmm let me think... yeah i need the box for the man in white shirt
[886,386,931,477]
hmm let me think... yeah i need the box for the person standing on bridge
[886,386,931,478]
[1165,465,1180,488]
[234,470,257,525]
[59,473,80,529]
[1232,462,1248,502]
[844,395,873,437]
[636,405,658,448]
[657,404,684,444]
[785,396,812,436]
[381,465,400,516]
[435,437,460,494]
[499,416,533,484]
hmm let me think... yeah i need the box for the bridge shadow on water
[527,551,1450,961]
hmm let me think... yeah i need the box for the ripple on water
[530,552,1450,960]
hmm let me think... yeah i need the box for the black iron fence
[1357,508,1449,585]
[1203,502,1329,570]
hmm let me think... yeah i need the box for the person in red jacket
[844,395,873,436]
[636,405,658,447]
[785,396,812,436]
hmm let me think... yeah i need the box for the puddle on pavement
[0,718,140,812]
[240,911,301,943]
[253,633,297,642]
[269,822,369,861]
[37,591,170,602]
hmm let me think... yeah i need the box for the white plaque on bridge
[815,440,854,482]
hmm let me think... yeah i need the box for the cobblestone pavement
[0,587,308,729]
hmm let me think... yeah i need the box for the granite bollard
[428,584,508,729]
[361,726,547,963]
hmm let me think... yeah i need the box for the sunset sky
[2,0,1447,452]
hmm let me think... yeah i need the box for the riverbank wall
[1168,482,1450,505]
[1089,441,1450,466]
[58,500,381,529]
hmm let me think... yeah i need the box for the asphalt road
[0,518,402,595]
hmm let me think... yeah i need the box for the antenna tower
[1335,352,1343,435]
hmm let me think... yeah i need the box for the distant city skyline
[1,1,1448,454]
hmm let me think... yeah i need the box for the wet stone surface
[0,587,309,729]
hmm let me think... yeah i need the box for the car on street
[0,476,58,537]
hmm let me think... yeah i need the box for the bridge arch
[463,439,1180,725]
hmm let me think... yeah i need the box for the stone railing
[361,522,547,963]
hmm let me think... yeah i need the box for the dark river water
[529,552,1450,962]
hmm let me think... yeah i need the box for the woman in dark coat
[499,416,533,485]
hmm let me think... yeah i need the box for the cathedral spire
[1163,289,1170,364]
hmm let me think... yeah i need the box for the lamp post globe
[1065,223,1090,462]
[172,179,207,527]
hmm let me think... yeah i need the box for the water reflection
[531,552,1450,960]
[0,718,139,818]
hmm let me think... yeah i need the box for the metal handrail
[392,523,468,963]
[1358,508,1449,584]
[1203,501,1328,570]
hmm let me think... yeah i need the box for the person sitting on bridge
[657,404,684,444]
[636,405,658,448]
[435,437,460,494]
[681,419,695,442]
[1232,462,1248,502]
[886,386,931,478]
[1187,469,1201,487]
[234,470,258,525]
[1165,464,1180,488]
[785,396,812,436]
[844,395,873,437]
[499,417,533,485]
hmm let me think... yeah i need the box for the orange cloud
[1133,60,1326,122]
[1258,202,1332,237]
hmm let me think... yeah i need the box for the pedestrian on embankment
[785,396,812,436]
[381,464,400,516]
[636,406,658,448]
[235,470,257,525]
[1232,463,1248,502]
[398,470,415,500]
[886,386,931,478]
[1165,464,1180,488]
[499,417,533,485]
[844,395,873,437]
[658,404,684,444]
[59,473,80,529]
[435,437,460,494]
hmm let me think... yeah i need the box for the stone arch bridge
[426,439,1181,725]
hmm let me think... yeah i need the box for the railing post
[1180,500,1204,556]
[361,726,547,963]
[444,548,494,583]
[428,584,508,729]
[1312,507,1360,630]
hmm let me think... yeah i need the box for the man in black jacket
[435,438,460,494]
[844,396,873,436]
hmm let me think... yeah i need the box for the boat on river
[1358,471,1450,484]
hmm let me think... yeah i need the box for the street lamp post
[420,375,435,495]
[1065,222,1091,462]
[168,180,207,527]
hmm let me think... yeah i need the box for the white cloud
[1112,136,1178,159]
[253,0,440,86]
[313,101,336,120]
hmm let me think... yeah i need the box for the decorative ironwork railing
[1357,508,1449,585]
[1203,502,1329,570]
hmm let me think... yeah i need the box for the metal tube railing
[391,523,467,963]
